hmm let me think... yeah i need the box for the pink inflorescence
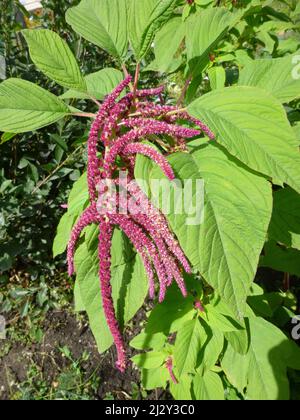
[66,76,214,372]
[166,356,178,385]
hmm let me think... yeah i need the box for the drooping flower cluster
[67,75,214,372]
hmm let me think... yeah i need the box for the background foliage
[1,0,300,401]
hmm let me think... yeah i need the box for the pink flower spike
[166,357,178,385]
[87,76,133,200]
[126,182,192,275]
[194,299,205,312]
[98,218,126,373]
[122,118,200,138]
[104,122,200,176]
[129,212,187,297]
[136,86,165,97]
[123,143,175,180]
[109,214,168,301]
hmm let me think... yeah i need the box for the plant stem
[122,63,134,92]
[72,112,96,119]
[126,107,187,119]
[177,76,192,106]
[31,145,83,195]
[133,62,140,96]
[89,96,102,107]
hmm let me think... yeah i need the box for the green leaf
[268,188,300,250]
[74,279,85,312]
[186,7,235,75]
[130,332,166,351]
[261,241,300,277]
[53,173,89,257]
[169,373,193,400]
[238,53,300,103]
[146,16,185,74]
[247,294,273,317]
[131,351,166,369]
[223,316,300,400]
[67,172,89,216]
[144,143,272,317]
[197,323,224,374]
[193,371,225,400]
[22,29,86,91]
[188,86,300,193]
[225,323,250,355]
[1,132,16,144]
[0,78,69,133]
[53,212,77,258]
[145,282,196,335]
[141,367,169,390]
[60,68,123,100]
[203,304,244,332]
[66,0,128,60]
[207,67,226,90]
[256,30,275,54]
[293,123,300,145]
[128,0,178,60]
[221,343,249,393]
[75,227,148,353]
[174,318,204,377]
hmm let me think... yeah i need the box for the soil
[0,309,159,400]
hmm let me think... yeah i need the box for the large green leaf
[221,343,249,394]
[66,0,128,60]
[131,351,166,369]
[141,367,169,390]
[53,212,77,258]
[138,142,272,317]
[169,373,193,400]
[238,53,300,103]
[60,68,123,100]
[22,29,86,91]
[193,371,225,400]
[207,67,226,90]
[174,318,204,377]
[186,7,235,75]
[0,78,68,133]
[146,16,185,74]
[53,173,89,257]
[260,241,300,277]
[188,87,300,193]
[67,173,89,216]
[222,316,300,400]
[74,227,148,353]
[197,323,224,374]
[130,331,166,351]
[268,188,300,250]
[145,282,196,335]
[128,0,178,60]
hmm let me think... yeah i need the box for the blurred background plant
[0,0,114,323]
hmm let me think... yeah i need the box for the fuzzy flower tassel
[67,74,214,372]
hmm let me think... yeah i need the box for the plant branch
[177,75,192,106]
[31,145,84,195]
[72,112,96,119]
